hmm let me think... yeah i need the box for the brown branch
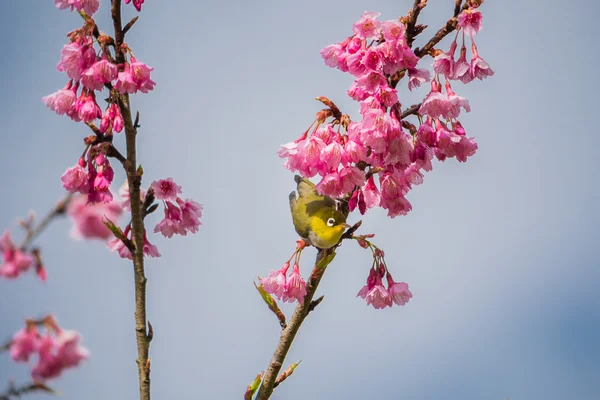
[255,249,336,400]
[19,194,72,251]
[0,382,57,400]
[414,1,469,58]
[123,16,139,35]
[401,104,422,120]
[406,0,428,48]
[111,1,151,399]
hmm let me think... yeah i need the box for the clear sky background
[1,1,598,399]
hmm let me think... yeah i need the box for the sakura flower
[261,262,289,300]
[432,41,457,77]
[119,180,146,211]
[362,175,381,209]
[61,158,89,193]
[444,81,471,118]
[32,330,89,381]
[452,43,473,83]
[154,201,185,238]
[55,0,100,15]
[358,269,391,309]
[178,198,203,234]
[124,0,144,12]
[458,8,483,36]
[130,57,156,93]
[42,81,78,116]
[0,231,35,279]
[386,274,412,306]
[76,90,102,122]
[151,178,183,202]
[114,63,138,94]
[471,42,494,80]
[353,11,382,39]
[107,229,160,259]
[418,80,449,119]
[407,68,431,91]
[320,43,343,68]
[381,20,406,43]
[81,58,117,91]
[67,194,123,240]
[9,327,39,362]
[283,264,307,303]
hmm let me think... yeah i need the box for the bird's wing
[294,175,317,199]
[288,191,297,213]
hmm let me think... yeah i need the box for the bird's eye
[327,218,335,227]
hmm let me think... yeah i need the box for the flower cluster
[43,27,154,128]
[279,7,492,218]
[107,224,161,260]
[260,241,308,304]
[355,237,412,309]
[0,231,38,280]
[151,178,203,238]
[9,315,89,381]
[61,149,116,204]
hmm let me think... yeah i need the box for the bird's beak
[343,223,352,229]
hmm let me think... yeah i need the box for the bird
[289,175,350,249]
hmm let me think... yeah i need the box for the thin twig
[19,194,72,251]
[414,1,469,57]
[111,1,152,399]
[406,0,427,48]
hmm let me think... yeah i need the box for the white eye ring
[327,217,335,227]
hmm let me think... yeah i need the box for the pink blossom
[108,230,160,259]
[412,144,434,172]
[283,264,307,303]
[178,198,203,234]
[130,57,156,93]
[81,58,117,90]
[346,50,367,77]
[386,274,412,306]
[433,41,457,77]
[416,117,437,147]
[151,178,183,202]
[458,9,483,36]
[339,166,366,194]
[42,81,78,116]
[363,47,383,72]
[381,20,405,43]
[418,80,450,119]
[355,72,387,95]
[383,130,413,167]
[342,138,368,165]
[407,68,431,91]
[154,201,185,238]
[114,63,138,94]
[67,194,123,240]
[358,269,391,309]
[452,43,473,83]
[353,11,382,39]
[55,0,100,15]
[357,268,377,299]
[61,158,89,193]
[261,262,290,300]
[320,141,344,172]
[295,135,327,177]
[9,327,39,362]
[471,42,494,80]
[57,42,95,81]
[124,0,144,12]
[320,43,343,68]
[377,85,399,107]
[32,330,89,381]
[0,231,35,279]
[76,90,102,122]
[444,80,471,118]
[362,175,381,209]
[316,171,343,198]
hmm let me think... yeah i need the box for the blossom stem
[19,194,72,251]
[414,1,469,58]
[255,249,335,400]
[111,1,152,400]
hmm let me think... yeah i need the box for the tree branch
[19,194,72,251]
[255,249,335,400]
[111,1,151,399]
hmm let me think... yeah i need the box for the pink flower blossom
[320,141,344,172]
[452,43,473,83]
[55,0,100,15]
[151,178,183,202]
[363,47,383,72]
[107,229,160,259]
[0,231,35,279]
[419,80,450,119]
[377,85,399,107]
[154,201,185,238]
[32,330,89,381]
[362,175,381,209]
[10,327,39,362]
[471,42,494,80]
[261,262,290,300]
[283,264,307,303]
[386,274,412,306]
[458,8,483,36]
[61,158,89,193]
[407,68,431,91]
[353,11,382,39]
[346,50,367,77]
[316,171,343,198]
[433,41,457,77]
[124,0,144,12]
[81,58,117,90]
[381,20,405,43]
[178,198,203,234]
[114,63,138,94]
[130,57,156,93]
[57,42,94,81]
[67,194,123,240]
[357,269,391,309]
[42,81,78,116]
[444,80,471,118]
[320,43,343,69]
[76,90,102,122]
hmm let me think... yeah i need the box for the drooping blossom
[470,41,494,80]
[458,8,483,36]
[42,81,78,116]
[151,178,182,202]
[0,231,35,280]
[353,11,382,39]
[61,158,89,193]
[107,227,161,259]
[261,262,290,300]
[386,274,412,306]
[9,327,39,362]
[124,0,144,12]
[55,0,100,15]
[81,57,117,91]
[283,263,307,303]
[56,41,95,81]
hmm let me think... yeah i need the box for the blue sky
[1,1,599,399]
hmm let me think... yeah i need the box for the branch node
[308,296,324,314]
